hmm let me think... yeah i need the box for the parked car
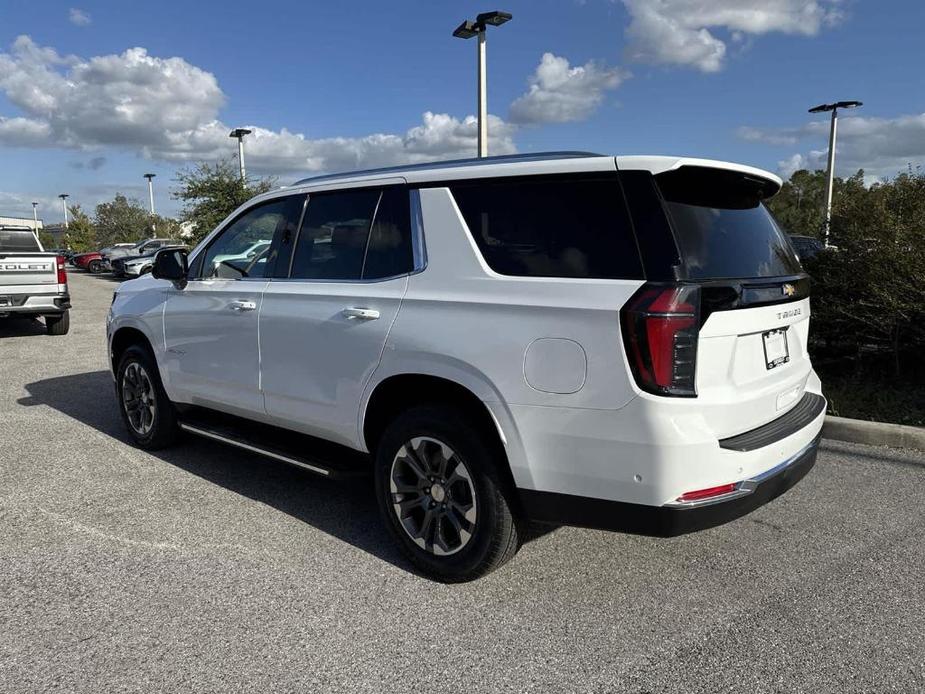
[120,245,188,278]
[789,234,825,260]
[0,226,70,334]
[102,238,176,270]
[72,250,104,273]
[107,152,825,582]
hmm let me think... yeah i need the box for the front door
[163,196,299,415]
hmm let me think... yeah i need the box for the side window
[198,199,289,279]
[290,189,380,280]
[362,187,414,279]
[449,175,644,280]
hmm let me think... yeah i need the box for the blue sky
[1,0,924,222]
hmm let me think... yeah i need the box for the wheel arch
[110,325,155,373]
[361,372,523,498]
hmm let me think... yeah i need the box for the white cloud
[0,36,224,149]
[68,8,92,26]
[509,53,629,125]
[620,0,845,72]
[742,112,925,179]
[0,36,516,176]
[149,112,516,174]
[0,116,52,146]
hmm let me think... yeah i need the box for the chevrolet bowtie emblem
[783,283,796,297]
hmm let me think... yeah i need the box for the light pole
[453,11,512,158]
[58,194,70,229]
[229,128,252,183]
[143,173,157,233]
[808,100,862,247]
[31,202,39,244]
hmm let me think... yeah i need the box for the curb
[822,415,925,452]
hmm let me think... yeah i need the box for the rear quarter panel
[372,186,645,486]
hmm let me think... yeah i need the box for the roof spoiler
[616,156,782,197]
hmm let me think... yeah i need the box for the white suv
[107,152,826,582]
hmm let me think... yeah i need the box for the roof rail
[292,151,604,186]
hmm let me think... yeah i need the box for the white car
[107,152,825,582]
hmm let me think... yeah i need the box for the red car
[72,251,104,273]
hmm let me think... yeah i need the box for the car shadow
[18,370,556,575]
[0,316,47,338]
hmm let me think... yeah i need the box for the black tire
[374,405,522,582]
[45,311,69,335]
[88,259,102,274]
[115,344,179,449]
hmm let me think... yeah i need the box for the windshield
[0,229,41,253]
[656,167,802,280]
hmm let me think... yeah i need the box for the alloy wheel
[122,361,156,436]
[389,436,478,556]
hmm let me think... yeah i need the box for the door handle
[229,299,257,312]
[342,307,380,320]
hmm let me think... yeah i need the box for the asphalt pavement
[1,271,923,693]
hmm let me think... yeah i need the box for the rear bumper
[0,292,70,315]
[520,435,819,536]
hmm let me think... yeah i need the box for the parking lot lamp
[229,128,253,183]
[453,11,513,158]
[58,194,70,230]
[808,100,863,247]
[144,173,157,233]
[30,202,39,244]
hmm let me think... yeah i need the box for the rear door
[162,196,300,414]
[259,185,413,447]
[622,166,812,439]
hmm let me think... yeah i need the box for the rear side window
[363,187,414,279]
[449,175,643,279]
[0,229,41,252]
[290,189,380,280]
[656,167,802,280]
[289,187,414,281]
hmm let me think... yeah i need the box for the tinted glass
[0,229,41,252]
[290,189,380,280]
[363,187,413,279]
[450,175,643,279]
[656,167,802,280]
[199,199,288,279]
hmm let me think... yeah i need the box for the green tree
[172,159,275,243]
[152,215,184,241]
[799,166,925,376]
[94,194,152,245]
[65,205,98,252]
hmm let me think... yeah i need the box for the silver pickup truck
[0,226,70,335]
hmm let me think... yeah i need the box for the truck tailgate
[0,253,58,288]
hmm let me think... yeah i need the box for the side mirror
[152,248,189,285]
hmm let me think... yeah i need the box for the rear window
[0,229,41,253]
[656,167,802,280]
[449,175,643,280]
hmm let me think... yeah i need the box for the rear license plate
[763,328,789,369]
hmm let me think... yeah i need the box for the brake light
[621,283,700,397]
[56,255,67,285]
[677,483,737,503]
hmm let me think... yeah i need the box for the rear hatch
[620,164,813,440]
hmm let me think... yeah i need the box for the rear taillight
[621,283,700,397]
[56,255,67,285]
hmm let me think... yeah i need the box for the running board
[177,406,369,480]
